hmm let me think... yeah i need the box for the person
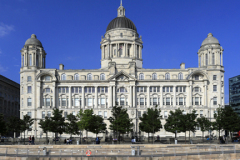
[66,139,69,144]
[32,135,35,145]
[96,137,99,144]
[28,136,32,145]
[64,139,66,144]
[69,139,72,144]
[98,137,100,144]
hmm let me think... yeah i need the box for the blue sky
[0,0,240,104]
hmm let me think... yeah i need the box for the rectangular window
[120,97,125,105]
[64,112,68,118]
[47,111,51,117]
[105,87,108,93]
[87,98,92,106]
[101,98,105,106]
[213,75,217,80]
[183,87,186,92]
[153,98,157,105]
[58,88,61,93]
[104,111,107,118]
[46,98,50,106]
[140,98,144,105]
[27,112,32,118]
[164,111,168,118]
[200,110,203,117]
[195,87,199,92]
[62,98,66,106]
[170,87,173,92]
[213,85,217,92]
[138,111,141,118]
[150,98,152,105]
[213,97,217,105]
[74,98,79,106]
[166,98,170,105]
[42,111,45,118]
[195,97,199,105]
[27,98,32,106]
[79,87,82,93]
[98,111,102,116]
[163,87,165,92]
[75,87,78,93]
[179,97,183,105]
[45,88,50,93]
[66,88,69,93]
[71,87,74,93]
[27,86,32,93]
[195,75,199,80]
[27,76,32,82]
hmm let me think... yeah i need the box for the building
[229,75,240,116]
[0,75,20,120]
[20,3,225,138]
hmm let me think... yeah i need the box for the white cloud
[0,64,7,72]
[0,23,14,37]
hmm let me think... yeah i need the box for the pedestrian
[32,135,35,145]
[28,136,32,145]
[96,137,99,144]
[64,139,66,144]
[66,139,69,144]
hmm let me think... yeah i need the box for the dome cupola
[25,34,42,47]
[201,33,219,46]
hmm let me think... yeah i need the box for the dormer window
[120,10,122,15]
[120,33,123,37]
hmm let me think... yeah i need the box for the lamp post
[209,98,213,141]
[136,108,138,141]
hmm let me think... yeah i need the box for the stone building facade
[20,3,225,138]
[0,75,20,120]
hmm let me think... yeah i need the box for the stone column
[109,86,112,107]
[204,81,207,107]
[133,86,136,107]
[108,44,110,58]
[133,43,135,57]
[82,86,85,108]
[110,44,112,58]
[123,43,126,57]
[95,86,98,108]
[173,86,176,106]
[147,86,150,108]
[101,46,104,59]
[130,86,132,107]
[189,81,192,106]
[198,55,200,67]
[53,83,56,108]
[113,86,116,106]
[221,52,223,66]
[69,86,71,108]
[160,86,163,107]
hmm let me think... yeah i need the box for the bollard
[43,147,47,156]
[175,140,177,144]
[77,141,79,145]
[131,149,135,156]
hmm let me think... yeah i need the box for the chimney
[180,63,185,69]
[59,64,64,70]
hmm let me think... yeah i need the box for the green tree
[182,110,198,143]
[7,116,22,143]
[139,106,162,143]
[212,107,224,139]
[48,108,66,144]
[108,106,133,144]
[20,115,34,145]
[0,114,7,140]
[164,108,184,139]
[89,114,106,138]
[197,116,212,141]
[38,116,51,144]
[222,106,240,141]
[65,113,80,138]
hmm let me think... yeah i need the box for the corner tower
[100,2,143,69]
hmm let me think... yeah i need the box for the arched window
[100,73,105,80]
[45,76,51,81]
[165,73,170,80]
[178,73,183,80]
[152,73,157,80]
[87,74,92,80]
[117,87,127,93]
[74,74,79,80]
[139,73,144,80]
[212,53,215,65]
[205,54,208,65]
[61,74,66,80]
[45,88,51,93]
[195,75,199,80]
[29,54,32,66]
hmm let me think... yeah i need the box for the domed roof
[201,33,219,46]
[106,17,137,32]
[25,34,42,47]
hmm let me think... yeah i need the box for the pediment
[108,70,136,81]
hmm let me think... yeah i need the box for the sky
[0,0,240,104]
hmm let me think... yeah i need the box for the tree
[139,106,162,143]
[65,113,80,138]
[197,116,212,141]
[183,110,198,143]
[39,116,51,144]
[212,107,224,139]
[7,116,22,143]
[222,106,240,141]
[48,108,66,144]
[164,108,184,139]
[108,106,133,144]
[20,115,34,145]
[89,114,106,138]
[0,114,7,140]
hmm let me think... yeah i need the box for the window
[195,75,199,80]
[117,87,127,93]
[62,98,66,106]
[74,98,79,106]
[179,97,183,105]
[163,86,173,92]
[114,49,116,56]
[98,111,102,116]
[27,86,32,93]
[140,98,144,105]
[45,88,50,93]
[29,54,32,66]
[61,74,66,80]
[101,98,105,106]
[120,97,125,105]
[45,76,51,81]
[74,74,79,80]
[64,112,68,118]
[46,98,50,106]
[194,87,200,92]
[164,111,168,118]
[100,74,105,80]
[120,33,123,37]
[200,110,203,117]
[87,74,92,80]
[42,111,45,118]
[178,73,183,80]
[152,73,157,80]
[166,98,170,105]
[27,112,32,118]
[205,54,208,65]
[150,86,160,92]
[27,76,32,82]
[139,73,144,80]
[47,111,51,117]
[104,111,107,118]
[213,75,217,80]
[153,98,157,105]
[165,73,170,80]
[212,53,215,65]
[27,98,32,106]
[213,85,217,92]
[195,97,199,105]
[213,97,217,105]
[87,98,92,106]
[176,86,186,92]
[137,87,147,92]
